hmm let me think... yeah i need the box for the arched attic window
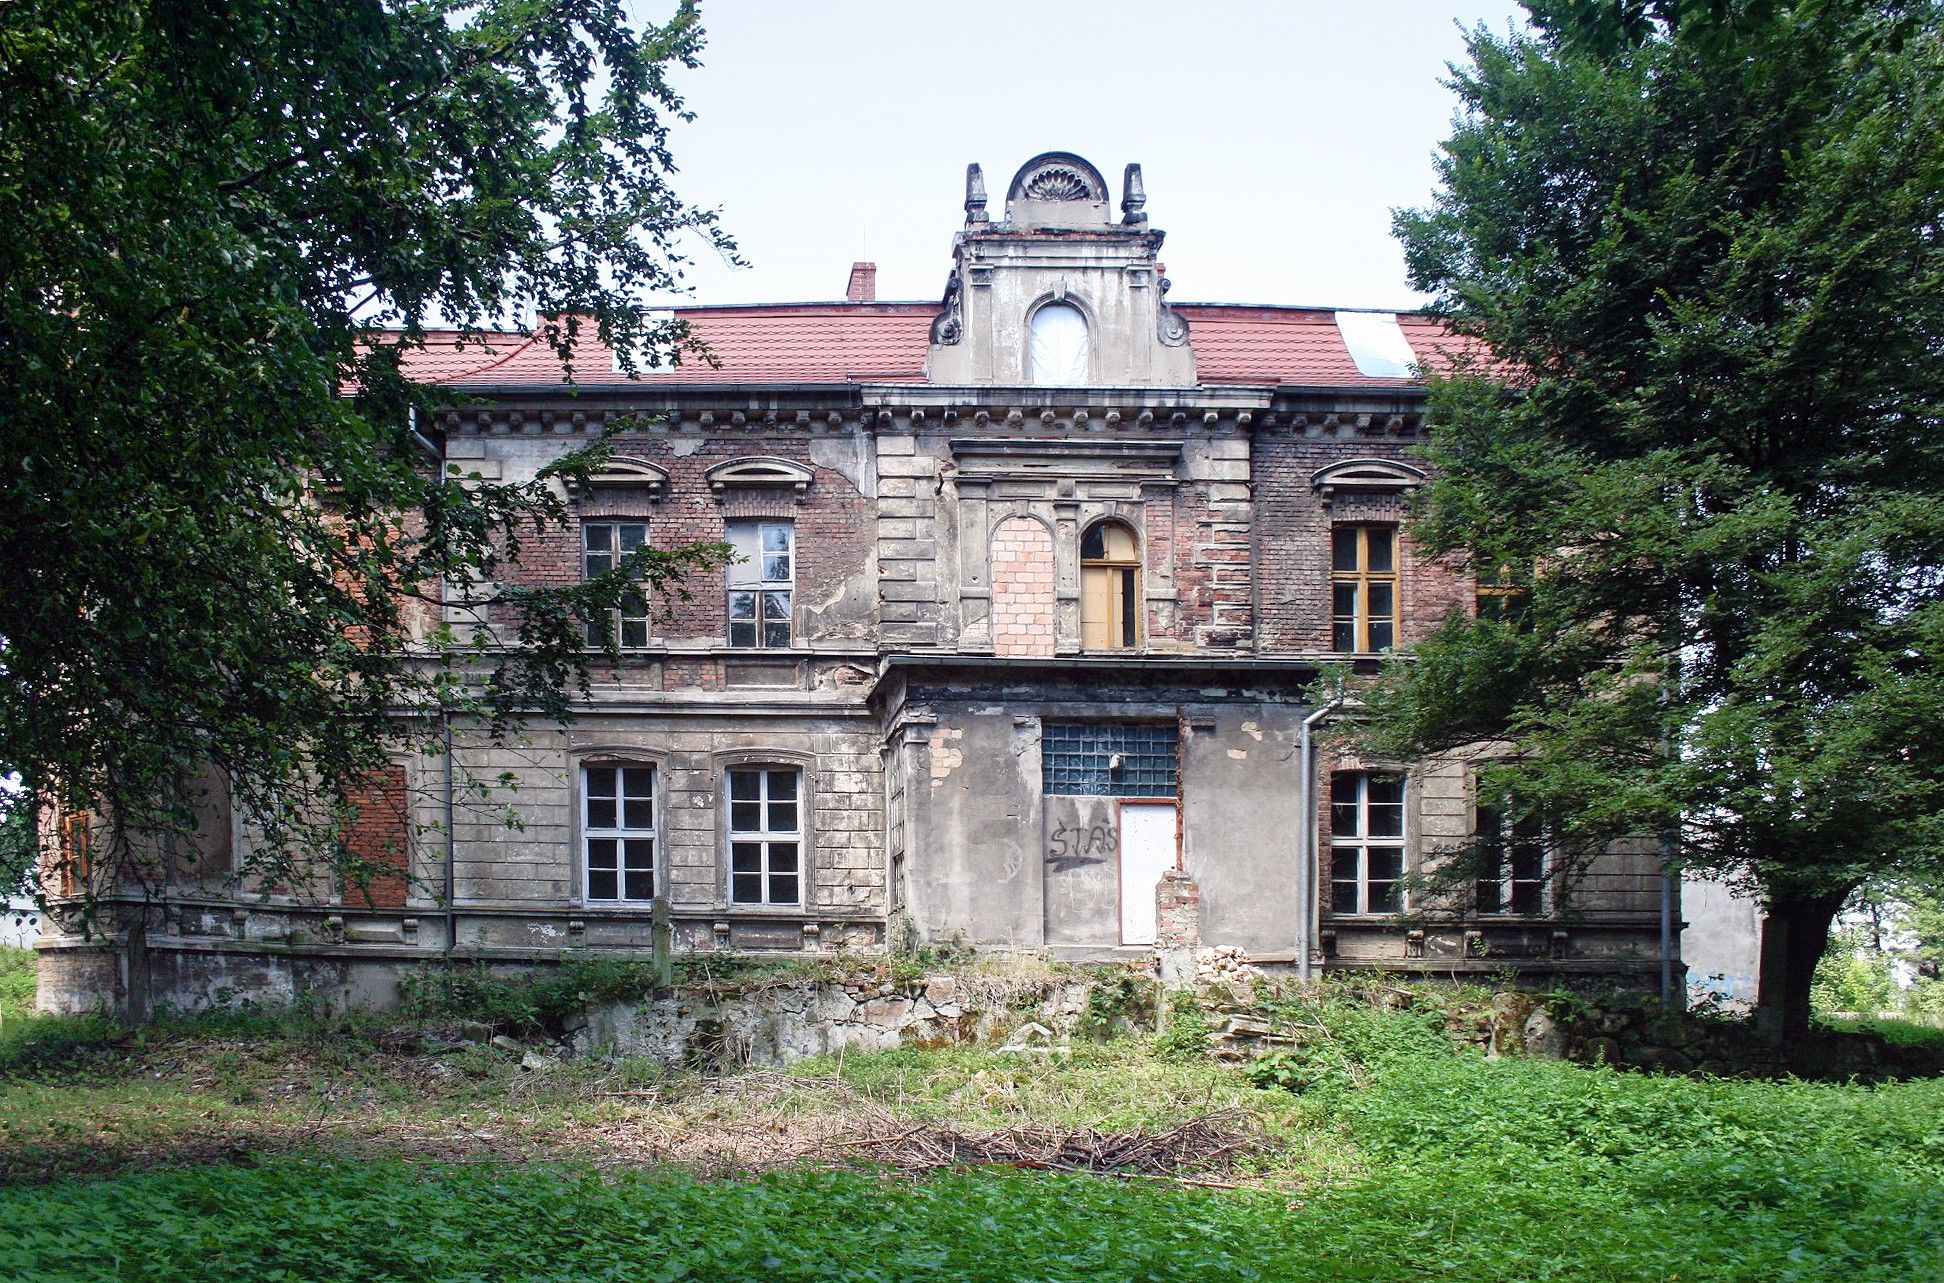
[1080,520,1140,649]
[1029,302,1089,386]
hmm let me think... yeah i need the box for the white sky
[646,1,1530,311]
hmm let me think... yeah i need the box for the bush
[397,958,661,1035]
[0,947,34,1023]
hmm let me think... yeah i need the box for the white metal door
[1119,802,1177,945]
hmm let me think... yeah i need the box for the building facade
[38,153,1674,1013]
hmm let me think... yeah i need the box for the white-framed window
[727,766,802,906]
[582,763,656,902]
[726,521,793,648]
[583,521,650,648]
[1476,801,1550,915]
[1331,771,1406,915]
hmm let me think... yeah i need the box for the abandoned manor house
[37,153,1676,1014]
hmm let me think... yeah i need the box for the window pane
[732,873,762,903]
[1332,527,1358,572]
[1332,847,1360,881]
[1332,621,1357,652]
[762,590,792,620]
[1369,880,1402,914]
[761,524,792,552]
[768,801,797,833]
[1369,583,1394,621]
[1477,879,1504,913]
[731,841,762,872]
[584,551,612,577]
[768,874,800,905]
[731,802,761,832]
[1511,882,1543,915]
[1511,845,1546,882]
[1367,803,1403,839]
[1331,800,1359,836]
[1368,848,1404,880]
[730,771,760,801]
[585,525,609,553]
[619,618,648,649]
[729,621,757,647]
[1332,880,1360,915]
[587,838,618,870]
[1366,776,1403,805]
[1333,582,1359,619]
[585,767,616,799]
[767,770,797,801]
[1118,568,1137,646]
[762,553,791,583]
[587,798,617,829]
[624,796,653,829]
[1368,620,1394,652]
[1081,524,1106,561]
[624,838,655,869]
[618,524,646,553]
[768,842,798,873]
[588,869,618,900]
[728,591,756,621]
[1367,528,1395,573]
[1475,806,1502,841]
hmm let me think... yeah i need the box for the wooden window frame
[1080,520,1141,650]
[1332,525,1398,654]
[726,520,795,649]
[582,521,651,649]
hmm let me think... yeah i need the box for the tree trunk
[1753,888,1849,1037]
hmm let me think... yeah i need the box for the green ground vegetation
[0,974,1940,1280]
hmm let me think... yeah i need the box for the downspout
[442,711,456,957]
[1296,697,1346,983]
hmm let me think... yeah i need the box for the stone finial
[1121,163,1148,225]
[965,163,989,224]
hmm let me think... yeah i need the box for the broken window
[1042,722,1177,798]
[582,521,650,648]
[726,521,793,648]
[1475,801,1549,916]
[1080,520,1140,649]
[1331,771,1405,915]
[1332,525,1398,653]
[728,767,802,906]
[582,764,656,902]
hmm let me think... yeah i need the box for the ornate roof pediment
[1310,458,1427,502]
[704,456,814,494]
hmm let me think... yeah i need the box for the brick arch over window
[990,515,1055,657]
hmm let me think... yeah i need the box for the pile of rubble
[1192,945,1266,988]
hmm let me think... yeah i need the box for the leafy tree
[1369,0,1944,1033]
[0,2,734,916]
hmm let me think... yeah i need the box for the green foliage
[1249,989,1456,1094]
[397,958,660,1034]
[1075,969,1158,1040]
[1152,993,1211,1062]
[1371,0,1944,1031]
[1812,928,1900,1016]
[0,0,736,896]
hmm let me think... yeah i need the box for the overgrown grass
[2,979,1942,1279]
[1816,1013,1944,1052]
[0,946,34,1023]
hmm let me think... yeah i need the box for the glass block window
[1041,722,1178,798]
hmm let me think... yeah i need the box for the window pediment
[567,457,669,498]
[705,456,814,495]
[1310,458,1426,503]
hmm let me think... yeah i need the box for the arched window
[1080,520,1140,649]
[1028,302,1089,385]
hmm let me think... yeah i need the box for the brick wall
[990,515,1055,657]
[344,764,410,909]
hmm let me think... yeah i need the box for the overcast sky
[643,2,1530,311]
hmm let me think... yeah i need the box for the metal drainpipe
[442,712,456,957]
[1296,697,1345,983]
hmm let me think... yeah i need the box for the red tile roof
[391,302,1476,390]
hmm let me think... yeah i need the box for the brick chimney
[845,261,877,303]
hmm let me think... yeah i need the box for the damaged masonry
[37,152,1672,1015]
